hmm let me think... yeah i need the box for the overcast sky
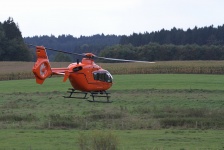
[1,0,224,37]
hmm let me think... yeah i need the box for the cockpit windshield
[93,71,113,83]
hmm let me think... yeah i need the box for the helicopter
[29,44,154,102]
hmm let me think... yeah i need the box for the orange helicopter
[29,44,154,102]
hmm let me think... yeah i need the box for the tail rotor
[32,46,52,84]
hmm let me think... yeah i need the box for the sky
[1,0,224,37]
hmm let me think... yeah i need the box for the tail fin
[32,46,52,84]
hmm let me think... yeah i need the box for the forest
[24,34,121,61]
[1,17,224,61]
[99,43,224,61]
[0,17,32,61]
[120,25,224,46]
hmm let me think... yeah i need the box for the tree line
[120,25,224,46]
[24,34,121,61]
[24,23,224,61]
[0,17,32,61]
[99,43,224,61]
[99,25,224,61]
[1,17,224,61]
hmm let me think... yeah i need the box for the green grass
[113,74,224,90]
[1,74,224,129]
[0,77,70,93]
[1,74,224,149]
[0,129,224,150]
[1,74,224,93]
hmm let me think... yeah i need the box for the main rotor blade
[95,56,155,63]
[27,43,155,63]
[26,43,85,57]
[44,47,85,57]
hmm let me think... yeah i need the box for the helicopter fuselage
[33,46,113,93]
[65,58,113,92]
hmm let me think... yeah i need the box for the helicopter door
[93,71,113,83]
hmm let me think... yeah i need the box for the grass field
[1,74,224,93]
[0,129,224,150]
[1,73,224,149]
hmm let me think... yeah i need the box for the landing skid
[88,91,111,103]
[64,88,111,103]
[63,88,88,99]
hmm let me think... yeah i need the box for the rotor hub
[84,53,95,59]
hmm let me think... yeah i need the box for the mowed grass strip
[112,74,224,91]
[0,129,224,150]
[1,74,224,93]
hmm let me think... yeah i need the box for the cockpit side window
[93,71,113,83]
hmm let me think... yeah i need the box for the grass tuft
[78,131,119,150]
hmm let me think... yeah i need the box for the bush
[78,131,119,150]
